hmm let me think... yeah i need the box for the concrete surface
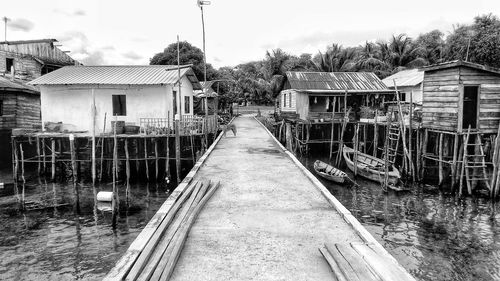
[170,116,363,281]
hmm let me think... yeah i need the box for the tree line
[150,14,500,105]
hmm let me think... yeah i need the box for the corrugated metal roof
[421,60,500,75]
[382,69,423,88]
[28,65,202,90]
[0,76,39,94]
[286,71,389,92]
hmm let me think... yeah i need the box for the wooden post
[11,138,18,182]
[451,133,460,188]
[285,122,292,150]
[125,138,131,199]
[51,138,56,181]
[99,112,107,182]
[144,138,150,181]
[175,36,182,184]
[329,97,337,159]
[421,129,429,180]
[373,110,378,157]
[36,136,41,176]
[438,133,444,186]
[363,123,367,154]
[353,124,359,176]
[154,139,159,181]
[190,130,196,163]
[112,121,118,227]
[166,111,171,180]
[490,123,500,197]
[41,137,46,174]
[91,88,96,185]
[20,143,25,184]
[69,135,77,183]
[393,81,413,178]
[416,127,421,181]
[409,91,414,181]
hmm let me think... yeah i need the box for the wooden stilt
[451,133,459,188]
[373,110,378,157]
[41,137,46,174]
[329,98,337,159]
[154,139,159,181]
[36,136,41,176]
[363,123,367,154]
[353,124,359,176]
[438,133,444,186]
[175,119,181,184]
[409,92,414,181]
[491,123,500,197]
[99,112,107,182]
[421,129,429,180]
[11,138,18,182]
[112,121,118,228]
[135,139,140,174]
[166,111,171,179]
[69,135,77,183]
[20,143,25,184]
[125,138,131,200]
[144,138,150,181]
[416,127,421,180]
[51,138,56,181]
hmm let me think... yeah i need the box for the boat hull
[342,146,400,186]
[313,160,347,184]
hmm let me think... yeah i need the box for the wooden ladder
[382,121,400,165]
[460,126,491,195]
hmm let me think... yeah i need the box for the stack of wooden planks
[319,242,416,281]
[123,180,220,281]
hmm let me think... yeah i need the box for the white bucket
[96,191,114,202]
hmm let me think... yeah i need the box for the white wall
[40,76,195,133]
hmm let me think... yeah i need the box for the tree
[469,14,500,67]
[387,34,426,71]
[355,41,391,77]
[414,30,445,65]
[150,41,218,81]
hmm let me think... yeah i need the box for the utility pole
[175,35,182,184]
[197,0,211,146]
[2,17,9,42]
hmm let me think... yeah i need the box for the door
[462,86,479,130]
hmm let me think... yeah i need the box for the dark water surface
[0,180,170,280]
[300,154,500,281]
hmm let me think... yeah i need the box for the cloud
[57,30,106,65]
[53,9,86,17]
[9,18,34,32]
[73,9,86,16]
[122,51,142,60]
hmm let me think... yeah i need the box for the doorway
[462,86,479,130]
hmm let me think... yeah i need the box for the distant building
[0,39,79,80]
[382,68,424,104]
[29,65,202,133]
[420,60,500,133]
[194,81,219,115]
[279,71,394,120]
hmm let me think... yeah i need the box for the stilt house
[382,68,424,104]
[421,60,500,133]
[29,65,202,134]
[279,71,395,121]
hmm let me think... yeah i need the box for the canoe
[342,145,401,187]
[313,160,348,184]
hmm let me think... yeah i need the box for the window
[289,93,292,108]
[112,95,126,116]
[283,93,287,108]
[184,96,190,114]
[0,100,3,116]
[173,90,177,115]
[6,58,13,72]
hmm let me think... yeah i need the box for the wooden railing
[139,115,218,136]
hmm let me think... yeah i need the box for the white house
[29,65,201,133]
[382,68,424,104]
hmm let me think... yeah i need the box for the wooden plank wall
[0,51,43,79]
[0,92,17,130]
[421,68,460,131]
[0,42,75,65]
[460,67,500,134]
[0,91,40,130]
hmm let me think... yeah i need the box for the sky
[2,0,499,68]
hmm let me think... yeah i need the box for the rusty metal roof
[286,71,390,92]
[382,69,423,88]
[28,65,202,90]
[0,76,39,94]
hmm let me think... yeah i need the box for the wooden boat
[313,160,348,184]
[342,145,401,187]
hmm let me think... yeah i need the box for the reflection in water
[0,181,170,280]
[300,154,500,281]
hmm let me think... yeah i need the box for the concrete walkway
[170,116,363,281]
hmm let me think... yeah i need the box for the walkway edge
[255,117,417,281]
[104,123,228,281]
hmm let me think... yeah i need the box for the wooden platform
[104,116,416,281]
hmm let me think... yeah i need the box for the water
[0,180,170,280]
[300,154,500,281]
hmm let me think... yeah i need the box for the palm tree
[388,34,426,71]
[356,41,391,77]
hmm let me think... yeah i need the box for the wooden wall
[460,67,500,133]
[422,66,500,133]
[0,51,44,79]
[422,68,460,131]
[0,91,41,130]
